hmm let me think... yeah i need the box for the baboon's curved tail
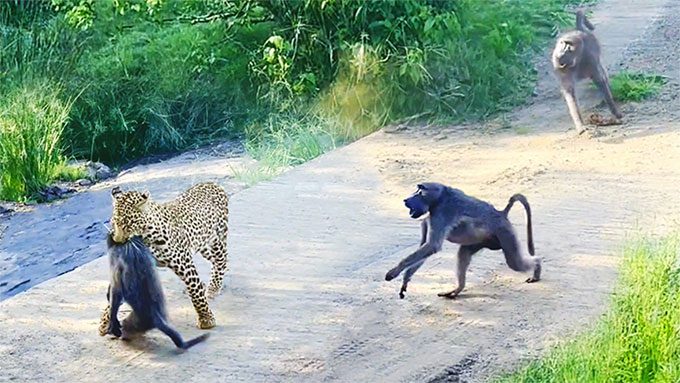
[156,319,210,349]
[576,10,594,31]
[502,194,535,256]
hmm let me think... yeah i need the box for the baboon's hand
[385,267,400,281]
[399,286,407,299]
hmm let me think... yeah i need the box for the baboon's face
[404,183,444,219]
[110,187,149,243]
[554,38,582,69]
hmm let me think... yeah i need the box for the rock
[86,161,113,180]
[77,178,93,187]
[38,185,76,202]
[0,205,13,215]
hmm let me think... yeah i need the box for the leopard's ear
[111,186,122,200]
[135,190,150,209]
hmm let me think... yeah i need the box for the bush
[0,84,73,201]
[497,235,680,383]
[249,0,589,122]
[64,22,256,163]
[0,0,593,198]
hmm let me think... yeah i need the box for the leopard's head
[110,186,149,243]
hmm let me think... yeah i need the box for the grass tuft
[0,84,74,201]
[497,234,680,383]
[244,114,339,174]
[609,72,667,102]
[52,162,88,182]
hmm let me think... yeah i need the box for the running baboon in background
[552,10,622,134]
[104,234,210,350]
[384,183,540,299]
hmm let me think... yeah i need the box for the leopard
[98,182,229,333]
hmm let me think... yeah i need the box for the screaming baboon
[552,10,622,134]
[103,234,210,350]
[385,183,540,299]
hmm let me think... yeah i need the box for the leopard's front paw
[198,312,216,329]
[98,307,111,337]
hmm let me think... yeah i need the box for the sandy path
[2,1,680,382]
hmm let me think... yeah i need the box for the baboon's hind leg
[593,66,622,119]
[438,244,484,299]
[496,227,541,283]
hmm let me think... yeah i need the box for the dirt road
[1,1,679,382]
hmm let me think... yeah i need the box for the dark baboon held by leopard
[105,182,230,330]
[552,10,622,134]
[385,182,540,299]
[103,234,210,350]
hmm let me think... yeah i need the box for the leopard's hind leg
[198,223,228,299]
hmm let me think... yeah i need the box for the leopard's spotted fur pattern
[99,182,229,332]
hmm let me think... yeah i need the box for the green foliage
[52,162,88,182]
[231,113,340,183]
[231,164,280,187]
[0,84,73,201]
[609,72,667,102]
[245,113,339,168]
[0,0,593,198]
[0,2,84,88]
[497,235,680,383]
[249,0,589,121]
[64,22,254,163]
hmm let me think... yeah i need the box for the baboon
[384,183,540,299]
[104,234,210,350]
[552,10,622,134]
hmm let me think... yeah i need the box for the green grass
[52,162,88,182]
[230,164,280,187]
[497,234,680,383]
[0,84,74,201]
[240,0,589,183]
[243,114,340,177]
[0,1,595,198]
[609,72,667,102]
[234,113,340,185]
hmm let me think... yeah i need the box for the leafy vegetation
[497,234,680,383]
[0,84,76,201]
[609,72,667,102]
[1,0,590,200]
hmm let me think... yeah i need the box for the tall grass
[497,234,680,383]
[0,84,74,201]
[233,113,340,184]
[0,2,83,90]
[0,0,594,198]
[64,22,255,164]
